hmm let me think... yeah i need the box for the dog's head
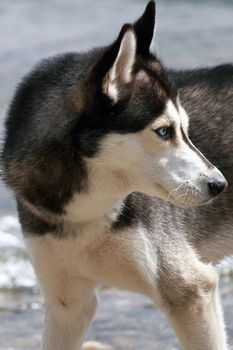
[3,1,227,221]
[73,1,227,210]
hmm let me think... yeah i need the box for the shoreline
[1,276,233,350]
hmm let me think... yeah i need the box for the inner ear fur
[82,1,156,107]
[88,24,137,104]
[103,28,136,102]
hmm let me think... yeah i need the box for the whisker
[183,188,189,205]
[166,183,183,201]
[176,188,188,201]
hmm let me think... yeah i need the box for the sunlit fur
[65,97,226,223]
[2,2,231,350]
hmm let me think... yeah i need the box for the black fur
[2,3,175,230]
[17,200,62,236]
[113,64,233,254]
[112,192,155,231]
[133,0,156,57]
[3,1,233,244]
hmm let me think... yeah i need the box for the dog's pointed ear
[90,24,136,103]
[134,1,156,56]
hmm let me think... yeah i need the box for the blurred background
[0,0,232,349]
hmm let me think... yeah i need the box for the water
[0,0,232,348]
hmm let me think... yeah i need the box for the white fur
[151,100,226,207]
[26,218,227,350]
[177,96,189,132]
[26,94,227,350]
[65,99,226,223]
[105,29,136,102]
[7,5,229,350]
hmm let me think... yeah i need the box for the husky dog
[2,1,233,349]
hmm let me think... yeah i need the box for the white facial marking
[177,98,189,132]
[65,98,226,222]
[150,99,226,207]
[165,99,189,133]
[166,99,180,125]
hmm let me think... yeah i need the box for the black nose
[208,180,228,196]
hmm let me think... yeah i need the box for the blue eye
[154,126,173,140]
[157,127,167,137]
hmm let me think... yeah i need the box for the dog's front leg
[79,229,228,349]
[42,284,97,350]
[158,262,227,350]
[26,236,101,350]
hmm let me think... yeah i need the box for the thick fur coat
[2,2,233,349]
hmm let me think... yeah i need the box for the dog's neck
[64,160,135,224]
[64,191,126,224]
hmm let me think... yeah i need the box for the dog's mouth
[153,176,228,208]
[154,183,211,208]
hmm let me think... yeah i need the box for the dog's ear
[134,1,156,56]
[90,24,136,104]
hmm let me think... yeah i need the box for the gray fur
[1,1,233,349]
